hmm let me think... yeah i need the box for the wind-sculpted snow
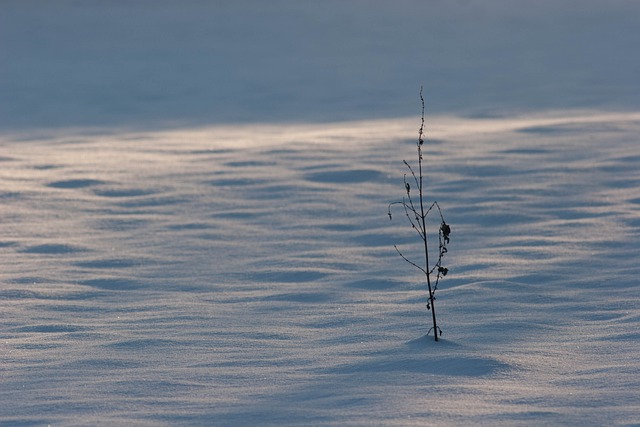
[1,112,640,425]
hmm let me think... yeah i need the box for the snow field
[2,111,639,425]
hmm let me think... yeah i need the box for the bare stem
[389,86,450,342]
[417,87,439,341]
[393,245,427,275]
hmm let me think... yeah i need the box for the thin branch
[425,200,442,218]
[388,200,419,219]
[402,175,424,235]
[403,160,421,194]
[393,245,427,275]
[419,87,426,146]
[402,198,425,240]
[388,199,424,239]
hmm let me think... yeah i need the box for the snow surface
[2,112,640,426]
[2,1,640,426]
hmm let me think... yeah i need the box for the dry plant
[388,88,451,341]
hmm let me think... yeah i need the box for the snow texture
[1,1,640,426]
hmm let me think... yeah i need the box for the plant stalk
[418,89,439,341]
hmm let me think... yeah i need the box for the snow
[2,1,640,426]
[3,112,639,426]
